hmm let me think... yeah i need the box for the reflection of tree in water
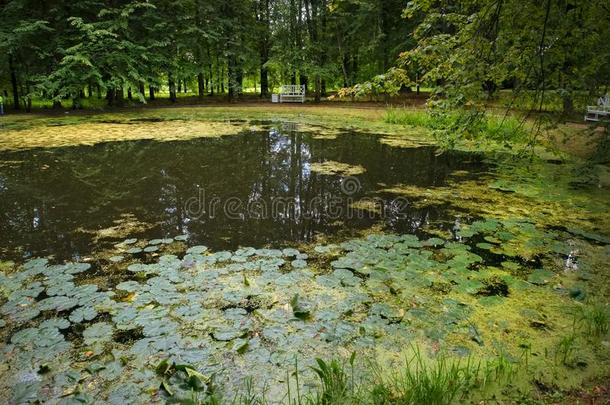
[0,130,485,260]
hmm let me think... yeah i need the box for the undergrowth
[383,108,530,148]
[158,301,610,405]
[175,347,519,405]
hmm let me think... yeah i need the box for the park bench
[280,85,306,103]
[585,95,610,122]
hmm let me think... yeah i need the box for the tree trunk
[220,66,225,94]
[228,55,237,101]
[115,87,124,106]
[260,66,269,98]
[300,74,308,92]
[106,88,115,106]
[168,73,177,102]
[258,0,271,98]
[198,73,205,99]
[563,95,574,115]
[127,87,133,100]
[8,54,19,110]
[236,67,243,96]
[149,85,155,101]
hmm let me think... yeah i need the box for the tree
[401,0,610,115]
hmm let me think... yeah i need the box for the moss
[349,199,383,214]
[76,213,154,243]
[310,161,366,176]
[477,276,510,296]
[0,120,241,150]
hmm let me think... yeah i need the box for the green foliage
[384,108,529,148]
[371,348,481,405]
[577,304,610,337]
[309,358,351,404]
[336,68,411,101]
[0,0,411,107]
[401,0,610,115]
[555,334,578,366]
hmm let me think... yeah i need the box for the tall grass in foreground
[282,348,514,405]
[368,349,482,405]
[158,302,609,404]
[383,108,530,146]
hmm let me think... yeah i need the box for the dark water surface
[0,126,487,261]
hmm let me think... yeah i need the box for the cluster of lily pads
[0,216,602,403]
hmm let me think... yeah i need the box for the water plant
[382,348,483,405]
[577,304,610,338]
[0,221,608,403]
[555,334,578,366]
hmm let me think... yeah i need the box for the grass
[383,108,530,145]
[577,303,610,338]
[555,334,578,366]
[184,312,610,405]
[369,349,483,405]
[190,347,523,405]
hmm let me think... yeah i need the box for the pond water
[0,123,485,261]
[0,122,608,404]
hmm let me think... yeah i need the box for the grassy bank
[0,103,600,159]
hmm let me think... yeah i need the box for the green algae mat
[0,121,608,403]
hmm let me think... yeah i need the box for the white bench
[280,85,305,103]
[585,105,610,122]
[585,95,610,122]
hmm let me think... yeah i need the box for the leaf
[289,294,311,320]
[187,375,206,391]
[69,306,98,323]
[82,322,113,345]
[184,367,210,383]
[155,359,171,376]
[233,338,249,354]
[160,380,173,396]
[527,269,555,285]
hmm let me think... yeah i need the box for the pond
[0,121,608,404]
[0,123,485,261]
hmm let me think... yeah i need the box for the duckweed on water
[309,161,367,176]
[0,218,608,403]
[0,120,242,151]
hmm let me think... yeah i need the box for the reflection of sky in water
[0,127,485,261]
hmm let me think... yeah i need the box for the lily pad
[186,245,208,255]
[69,306,98,323]
[83,322,114,345]
[527,269,555,285]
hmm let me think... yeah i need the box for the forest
[0,0,413,108]
[0,0,608,114]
